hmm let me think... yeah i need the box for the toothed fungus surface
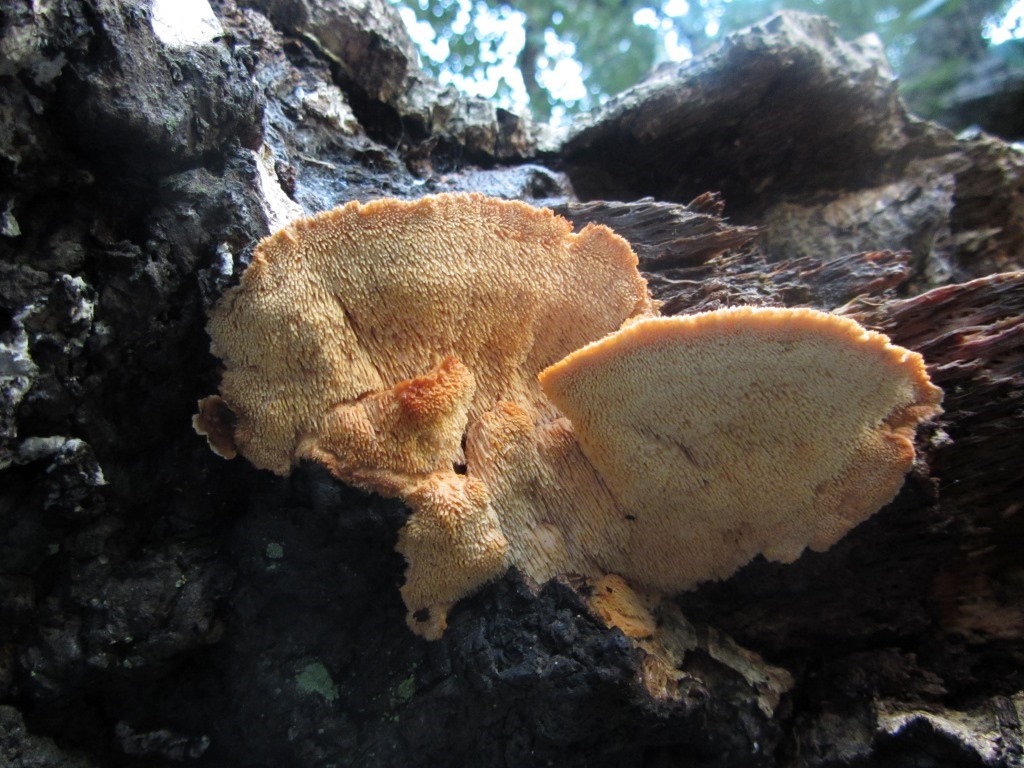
[195,193,942,638]
[538,308,944,592]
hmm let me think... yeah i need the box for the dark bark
[1,3,1021,767]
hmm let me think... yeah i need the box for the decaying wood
[847,273,1024,647]
[0,2,1021,767]
[555,195,760,269]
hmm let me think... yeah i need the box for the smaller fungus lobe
[195,193,943,638]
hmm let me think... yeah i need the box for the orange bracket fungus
[195,193,943,639]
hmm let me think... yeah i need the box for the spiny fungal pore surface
[196,193,942,638]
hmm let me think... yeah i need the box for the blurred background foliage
[395,0,1024,135]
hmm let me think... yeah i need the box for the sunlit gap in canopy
[396,0,1024,125]
[984,0,1024,44]
[633,0,695,61]
[396,0,697,125]
[397,0,531,112]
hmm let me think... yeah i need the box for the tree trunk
[0,3,1020,766]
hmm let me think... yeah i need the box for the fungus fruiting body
[196,193,942,638]
[538,308,942,592]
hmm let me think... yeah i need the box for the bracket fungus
[195,193,942,639]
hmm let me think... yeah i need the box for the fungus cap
[194,193,656,636]
[196,192,654,476]
[195,194,943,639]
[538,306,944,591]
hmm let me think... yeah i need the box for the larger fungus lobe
[196,193,942,639]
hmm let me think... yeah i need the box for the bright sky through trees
[396,0,1024,123]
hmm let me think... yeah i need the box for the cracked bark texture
[1,3,1021,767]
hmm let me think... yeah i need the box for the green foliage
[689,0,959,46]
[538,0,660,115]
[396,0,1022,121]
[401,0,661,118]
